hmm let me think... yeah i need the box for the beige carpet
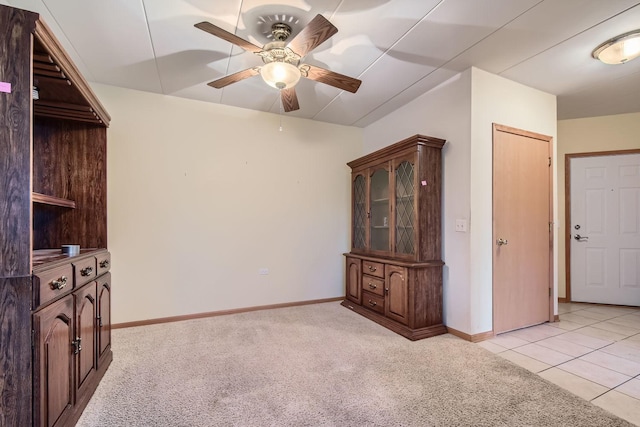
[77,302,632,426]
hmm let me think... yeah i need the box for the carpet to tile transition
[77,302,632,426]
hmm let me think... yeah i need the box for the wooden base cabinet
[342,255,446,340]
[342,135,447,340]
[32,251,113,427]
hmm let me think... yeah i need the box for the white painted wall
[557,112,640,299]
[364,67,557,335]
[92,83,363,324]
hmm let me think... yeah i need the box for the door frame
[492,124,555,332]
[564,148,640,302]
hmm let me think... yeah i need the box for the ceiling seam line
[312,0,448,121]
[500,2,640,75]
[220,0,246,104]
[347,0,549,126]
[141,0,165,94]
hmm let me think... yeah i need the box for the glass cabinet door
[395,160,415,255]
[352,174,366,250]
[369,167,390,252]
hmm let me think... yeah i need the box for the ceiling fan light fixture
[592,29,640,64]
[260,61,300,89]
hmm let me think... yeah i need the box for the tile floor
[478,302,640,426]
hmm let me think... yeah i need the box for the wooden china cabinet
[0,5,112,427]
[342,134,446,340]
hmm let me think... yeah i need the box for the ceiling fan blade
[281,88,300,112]
[195,21,263,53]
[207,68,260,89]
[287,14,338,57]
[300,64,361,93]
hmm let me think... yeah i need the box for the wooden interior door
[493,124,553,334]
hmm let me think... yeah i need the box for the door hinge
[549,222,553,232]
[31,330,35,348]
[549,288,552,297]
[97,315,103,327]
[548,157,551,167]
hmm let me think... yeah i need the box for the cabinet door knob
[81,266,93,276]
[50,276,67,290]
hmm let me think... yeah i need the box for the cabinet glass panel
[395,160,415,254]
[370,168,389,251]
[353,174,366,249]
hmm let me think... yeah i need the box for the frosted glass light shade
[592,30,640,64]
[260,62,301,89]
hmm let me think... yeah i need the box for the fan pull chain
[279,90,284,132]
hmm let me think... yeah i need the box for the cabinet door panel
[394,155,418,258]
[34,296,74,427]
[369,166,390,253]
[345,258,361,304]
[97,273,112,361]
[75,282,97,397]
[352,174,367,250]
[385,265,408,325]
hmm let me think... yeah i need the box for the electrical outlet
[258,268,269,275]
[455,219,468,232]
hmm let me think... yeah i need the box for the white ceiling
[7,0,640,127]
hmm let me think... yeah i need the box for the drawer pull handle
[51,276,68,290]
[99,260,110,268]
[368,300,377,307]
[81,266,93,277]
[368,283,377,290]
[368,265,377,272]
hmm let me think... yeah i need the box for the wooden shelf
[32,192,76,208]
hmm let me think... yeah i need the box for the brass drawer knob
[51,276,67,290]
[368,265,377,272]
[368,282,377,290]
[81,266,93,276]
[368,300,377,307]
[99,260,110,268]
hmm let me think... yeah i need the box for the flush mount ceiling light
[592,29,640,64]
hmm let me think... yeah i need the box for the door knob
[574,234,589,242]
[496,238,508,246]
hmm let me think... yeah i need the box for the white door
[570,153,640,306]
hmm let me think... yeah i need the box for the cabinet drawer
[34,264,73,307]
[73,257,97,287]
[362,275,384,297]
[362,291,384,315]
[362,260,384,278]
[96,252,111,276]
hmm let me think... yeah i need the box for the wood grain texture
[0,277,33,427]
[301,64,361,93]
[207,67,259,89]
[287,14,337,58]
[195,21,263,53]
[32,118,107,249]
[281,87,299,112]
[0,5,37,278]
[34,20,110,126]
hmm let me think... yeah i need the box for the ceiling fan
[195,14,362,112]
